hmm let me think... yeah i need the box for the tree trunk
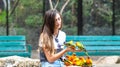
[77,0,83,35]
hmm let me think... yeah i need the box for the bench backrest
[66,36,120,56]
[0,36,26,52]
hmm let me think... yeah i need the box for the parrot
[64,40,76,49]
[75,42,89,56]
[75,42,86,51]
[64,58,73,65]
[86,57,92,66]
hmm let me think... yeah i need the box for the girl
[39,9,80,67]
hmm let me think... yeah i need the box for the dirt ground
[31,50,39,59]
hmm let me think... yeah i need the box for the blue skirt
[41,60,64,67]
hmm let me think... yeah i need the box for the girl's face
[54,13,61,30]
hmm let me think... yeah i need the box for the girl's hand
[65,46,81,52]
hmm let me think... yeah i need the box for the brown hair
[40,9,62,54]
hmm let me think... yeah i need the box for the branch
[9,0,20,16]
[49,0,53,9]
[54,0,59,9]
[60,0,70,14]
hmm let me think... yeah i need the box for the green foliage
[83,0,93,17]
[0,11,6,25]
[0,27,6,35]
[1,0,120,35]
[11,28,27,35]
[1,0,120,49]
[62,0,77,35]
[13,0,43,27]
[63,25,77,35]
[69,0,77,6]
[115,0,120,27]
[63,11,72,24]
[25,14,43,27]
[20,0,43,10]
[98,7,112,23]
[83,0,113,26]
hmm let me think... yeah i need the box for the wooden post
[6,0,9,35]
[77,0,83,35]
[112,0,115,35]
[43,0,49,17]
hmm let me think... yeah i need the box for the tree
[48,0,70,14]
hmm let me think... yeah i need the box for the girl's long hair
[40,9,62,54]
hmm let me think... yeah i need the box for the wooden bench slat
[0,52,30,57]
[0,46,26,52]
[66,36,120,41]
[0,42,26,46]
[81,41,120,46]
[67,51,120,56]
[85,46,120,51]
[0,36,25,40]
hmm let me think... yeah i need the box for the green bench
[0,36,32,57]
[66,36,120,56]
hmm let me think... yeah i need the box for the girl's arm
[43,46,74,63]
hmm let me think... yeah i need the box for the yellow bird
[86,57,92,66]
[75,42,85,50]
[65,40,76,49]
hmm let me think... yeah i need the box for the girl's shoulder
[59,30,66,36]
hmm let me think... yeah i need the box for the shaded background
[0,0,120,50]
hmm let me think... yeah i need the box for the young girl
[39,9,80,67]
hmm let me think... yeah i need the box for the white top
[39,30,66,49]
[39,30,66,62]
[53,30,66,49]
